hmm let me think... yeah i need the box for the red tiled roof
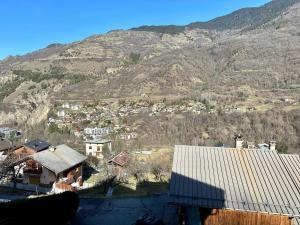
[108,151,129,167]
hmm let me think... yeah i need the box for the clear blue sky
[0,0,270,59]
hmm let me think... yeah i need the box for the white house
[62,102,70,109]
[84,127,111,136]
[119,132,138,141]
[57,110,65,117]
[70,104,81,111]
[85,139,112,159]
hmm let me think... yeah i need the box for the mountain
[0,0,299,152]
[132,0,300,33]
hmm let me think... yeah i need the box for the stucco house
[85,139,112,159]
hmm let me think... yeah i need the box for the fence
[0,182,51,193]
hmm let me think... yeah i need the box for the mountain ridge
[131,0,300,34]
[0,0,299,128]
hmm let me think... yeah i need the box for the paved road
[0,193,177,225]
[76,194,174,225]
[0,194,28,201]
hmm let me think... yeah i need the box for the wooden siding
[203,209,293,225]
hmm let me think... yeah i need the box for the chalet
[170,140,300,225]
[85,139,112,159]
[13,139,50,160]
[20,144,87,192]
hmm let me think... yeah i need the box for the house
[20,144,87,192]
[169,140,300,225]
[119,132,138,141]
[84,127,111,137]
[107,151,129,175]
[0,151,7,162]
[70,104,81,111]
[57,110,65,117]
[85,139,112,159]
[62,102,70,109]
[0,127,22,139]
[13,139,50,160]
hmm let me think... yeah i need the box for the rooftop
[85,139,111,144]
[30,144,87,175]
[23,139,50,152]
[170,145,300,222]
[108,151,129,167]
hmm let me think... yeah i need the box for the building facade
[85,139,112,159]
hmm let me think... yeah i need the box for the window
[97,146,101,151]
[89,146,92,149]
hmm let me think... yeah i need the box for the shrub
[129,52,141,64]
[28,85,36,90]
[41,82,48,89]
[22,93,28,99]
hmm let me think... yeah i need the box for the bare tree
[150,160,170,182]
[0,151,26,192]
[127,157,150,182]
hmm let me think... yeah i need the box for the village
[1,129,299,225]
[47,97,300,142]
[1,0,300,224]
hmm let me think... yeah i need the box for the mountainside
[0,0,300,152]
[132,0,300,33]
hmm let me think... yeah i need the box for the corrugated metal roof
[170,145,300,220]
[30,144,87,175]
[280,154,300,190]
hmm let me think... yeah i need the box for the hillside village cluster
[44,98,300,147]
[48,99,269,140]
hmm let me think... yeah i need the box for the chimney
[235,134,243,149]
[49,146,56,152]
[247,141,255,149]
[269,141,276,151]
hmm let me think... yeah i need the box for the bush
[28,85,36,90]
[0,191,79,225]
[41,82,48,89]
[130,52,141,64]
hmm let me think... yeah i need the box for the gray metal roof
[280,154,300,191]
[30,144,87,175]
[170,145,300,220]
[85,139,111,144]
[23,139,50,152]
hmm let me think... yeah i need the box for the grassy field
[79,181,169,198]
[283,105,300,112]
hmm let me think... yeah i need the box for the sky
[0,0,271,60]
